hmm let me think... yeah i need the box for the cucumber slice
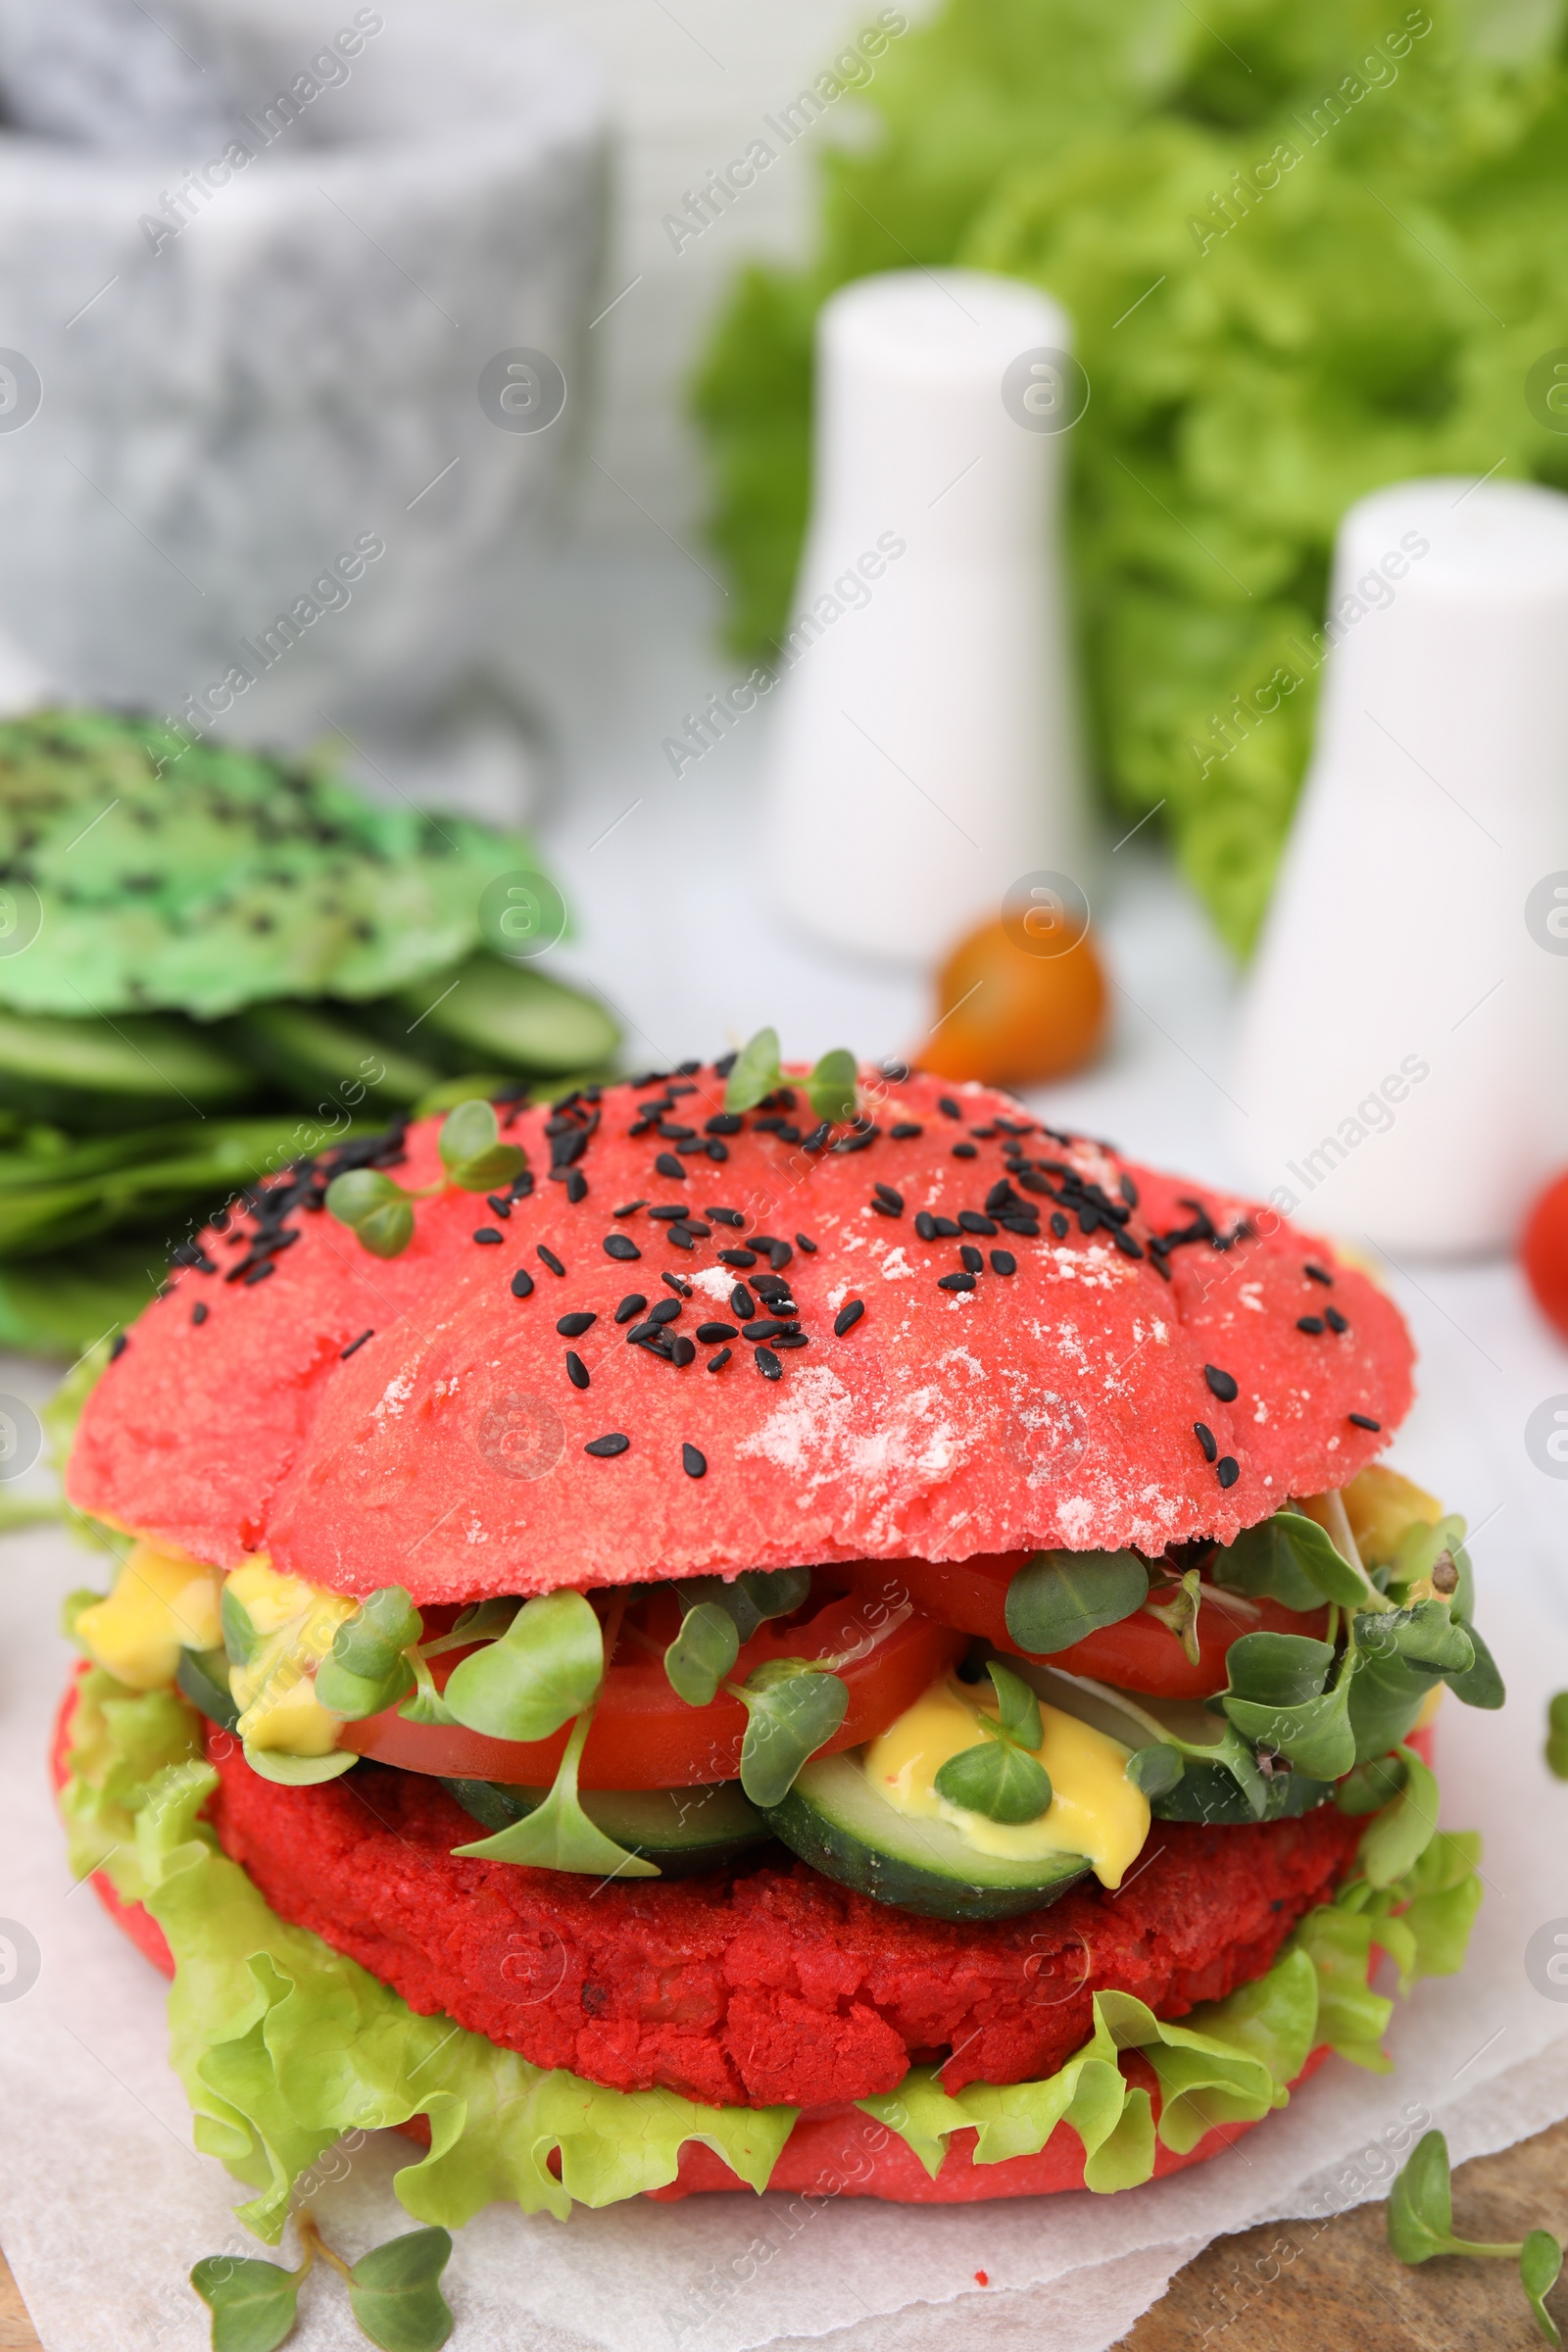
[441,1777,768,1877]
[177,1645,240,1733]
[227,1003,440,1113]
[386,955,618,1076]
[0,1007,256,1130]
[762,1751,1092,1920]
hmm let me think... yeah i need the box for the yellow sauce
[224,1558,356,1755]
[864,1676,1150,1889]
[75,1543,223,1690]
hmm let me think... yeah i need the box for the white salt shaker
[765,270,1088,964]
[1236,477,1568,1256]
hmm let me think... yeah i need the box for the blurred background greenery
[695,0,1568,953]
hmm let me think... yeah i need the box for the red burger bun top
[66,1066,1413,1601]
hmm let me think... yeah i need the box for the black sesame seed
[960,1246,984,1274]
[1051,1212,1069,1239]
[1304,1262,1334,1286]
[613,1200,648,1219]
[655,1152,686,1181]
[1111,1228,1145,1259]
[712,1051,738,1079]
[192,1301,210,1326]
[584,1433,629,1457]
[111,1332,128,1357]
[244,1261,274,1286]
[649,1298,682,1325]
[952,1143,978,1160]
[1325,1306,1349,1334]
[1203,1365,1239,1402]
[939,1271,976,1293]
[773,1332,808,1349]
[665,1225,696,1251]
[739,1316,788,1341]
[627,1322,661,1346]
[706,1141,729,1161]
[670,1336,696,1366]
[957,1211,997,1235]
[1297,1315,1326,1336]
[796,1233,817,1253]
[801,1122,830,1152]
[648,1204,688,1220]
[613,1294,647,1324]
[472,1226,504,1245]
[1194,1421,1217,1463]
[990,1250,1016,1276]
[707,1348,732,1372]
[706,1207,745,1227]
[538,1246,565,1278]
[931,1216,961,1238]
[890,1122,922,1140]
[718,1247,758,1269]
[1119,1173,1139,1208]
[1348,1413,1382,1432]
[604,1233,641,1261]
[834,1299,865,1336]
[1215,1456,1240,1489]
[486,1196,514,1219]
[682,1443,708,1478]
[755,1346,782,1380]
[870,1199,900,1218]
[662,1271,694,1298]
[565,1351,590,1390]
[730,1284,756,1318]
[697,1321,738,1343]
[511,1268,536,1299]
[706,1113,743,1136]
[563,1168,588,1203]
[938,1097,961,1120]
[558,1312,597,1338]
[997,1215,1040,1237]
[874,1185,904,1211]
[915,1211,937,1242]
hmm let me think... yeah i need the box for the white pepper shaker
[765,270,1088,964]
[1236,476,1568,1255]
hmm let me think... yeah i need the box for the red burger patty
[206,1734,1362,2111]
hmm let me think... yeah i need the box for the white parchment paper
[3,1497,1566,2352]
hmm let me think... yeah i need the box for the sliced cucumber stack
[0,1008,256,1130]
[442,1777,770,1877]
[386,955,619,1078]
[227,1003,441,1114]
[762,1751,1092,1920]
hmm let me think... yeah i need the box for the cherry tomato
[881,1554,1327,1700]
[914,912,1107,1087]
[341,1576,963,1788]
[1522,1169,1568,1340]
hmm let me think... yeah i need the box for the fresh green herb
[325,1169,416,1259]
[220,1583,260,1670]
[1389,2130,1563,2345]
[1220,1630,1356,1782]
[934,1662,1054,1825]
[442,1589,605,1742]
[664,1599,742,1707]
[436,1098,526,1193]
[676,1566,811,1642]
[805,1047,858,1123]
[1005,1548,1150,1654]
[397,1647,459,1728]
[240,1743,359,1786]
[314,1586,422,1720]
[340,2225,455,2352]
[723,1027,858,1121]
[1548,1691,1568,1781]
[730,1658,849,1806]
[1218,1509,1376,1612]
[725,1027,783,1112]
[1143,1566,1203,1666]
[1124,1740,1185,1798]
[419,1596,519,1657]
[191,2250,304,2352]
[450,1703,659,1879]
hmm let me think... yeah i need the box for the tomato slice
[341,1579,964,1788]
[882,1554,1327,1699]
